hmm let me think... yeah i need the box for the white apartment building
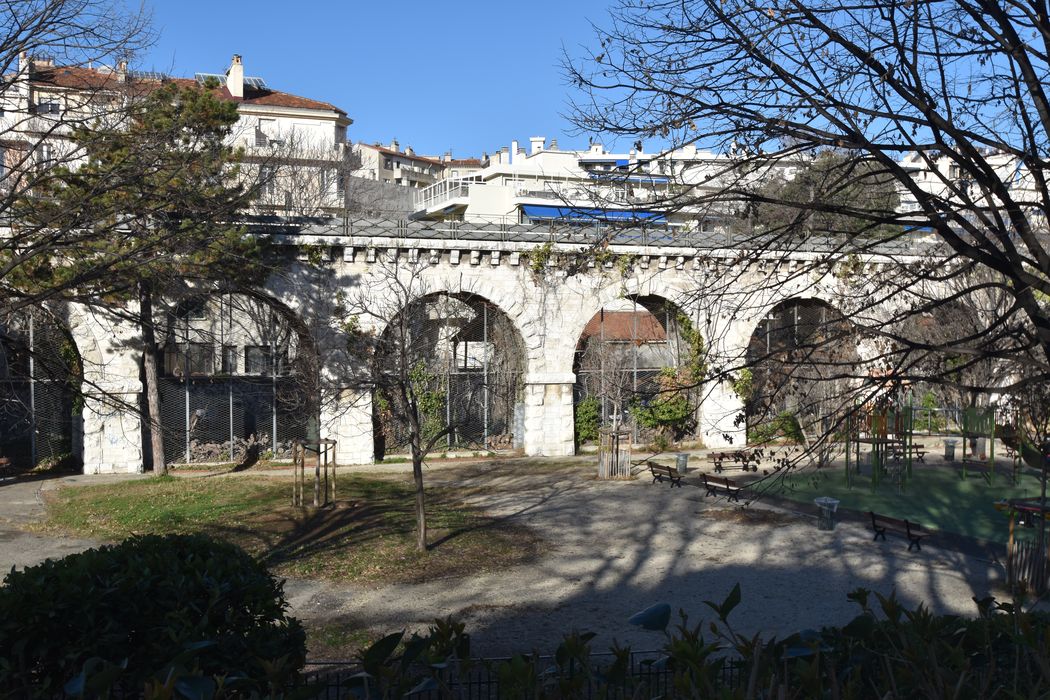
[0,53,352,215]
[353,139,446,189]
[412,136,768,230]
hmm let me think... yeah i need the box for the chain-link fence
[152,293,317,467]
[745,298,859,440]
[0,310,80,470]
[156,375,312,466]
[375,295,526,456]
[572,299,697,445]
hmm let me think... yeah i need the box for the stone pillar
[523,373,576,456]
[81,385,143,474]
[323,388,374,465]
[698,380,745,449]
[69,303,145,474]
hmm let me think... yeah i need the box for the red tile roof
[580,311,668,343]
[361,143,444,166]
[28,65,346,115]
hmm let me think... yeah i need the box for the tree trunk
[139,282,166,475]
[413,447,427,552]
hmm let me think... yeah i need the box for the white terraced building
[412,137,804,230]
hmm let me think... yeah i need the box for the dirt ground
[282,458,1007,658]
[0,459,1007,659]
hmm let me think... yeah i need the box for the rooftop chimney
[389,138,400,153]
[529,136,546,155]
[405,145,414,156]
[510,140,518,164]
[226,54,244,99]
[549,138,558,150]
[116,59,128,83]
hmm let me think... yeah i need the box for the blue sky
[126,1,613,157]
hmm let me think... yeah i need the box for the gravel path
[283,462,1006,657]
[0,474,133,573]
[0,463,1007,658]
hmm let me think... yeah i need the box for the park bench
[648,462,683,488]
[701,473,742,502]
[706,449,760,473]
[869,511,930,551]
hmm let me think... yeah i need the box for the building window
[244,345,290,375]
[244,345,272,375]
[948,164,961,179]
[700,218,718,233]
[164,343,214,376]
[336,173,346,197]
[34,143,53,169]
[220,345,237,374]
[33,100,60,115]
[383,158,392,170]
[259,165,276,196]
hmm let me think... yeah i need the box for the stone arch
[0,306,83,470]
[151,287,322,466]
[570,280,705,449]
[372,289,528,457]
[742,295,860,442]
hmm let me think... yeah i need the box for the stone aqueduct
[64,219,928,473]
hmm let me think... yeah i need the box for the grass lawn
[772,462,1044,543]
[37,473,542,585]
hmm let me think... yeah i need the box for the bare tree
[566,0,1050,455]
[340,256,525,551]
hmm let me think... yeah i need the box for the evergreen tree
[21,82,262,474]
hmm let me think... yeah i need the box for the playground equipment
[960,406,997,479]
[292,438,337,507]
[843,399,915,492]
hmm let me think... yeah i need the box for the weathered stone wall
[70,235,919,473]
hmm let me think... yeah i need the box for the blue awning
[521,204,666,223]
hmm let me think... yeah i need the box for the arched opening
[152,291,319,466]
[743,297,858,443]
[0,307,82,470]
[373,293,526,458]
[573,296,702,449]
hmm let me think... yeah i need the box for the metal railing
[258,215,950,256]
[416,176,482,210]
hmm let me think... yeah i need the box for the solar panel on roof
[194,72,227,86]
[244,76,268,90]
[128,70,167,81]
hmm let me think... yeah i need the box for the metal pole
[482,303,489,449]
[223,294,234,464]
[185,318,191,464]
[272,340,277,458]
[632,300,639,444]
[28,313,36,468]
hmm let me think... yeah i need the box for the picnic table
[706,447,763,473]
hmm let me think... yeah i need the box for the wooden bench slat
[701,473,741,502]
[870,511,929,551]
[647,462,683,488]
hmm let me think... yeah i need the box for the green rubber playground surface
[772,461,1045,543]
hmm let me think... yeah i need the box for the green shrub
[351,587,1050,699]
[749,411,804,444]
[0,534,305,697]
[575,396,601,443]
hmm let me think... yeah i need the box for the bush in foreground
[0,534,305,698]
[351,587,1050,699]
